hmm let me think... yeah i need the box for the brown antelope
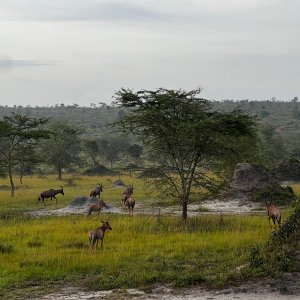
[88,221,112,251]
[121,185,134,207]
[38,186,64,206]
[90,183,103,198]
[266,201,281,228]
[124,196,135,214]
[87,199,107,216]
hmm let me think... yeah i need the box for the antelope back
[266,201,280,216]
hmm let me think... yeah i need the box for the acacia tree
[114,88,258,220]
[259,124,287,168]
[128,144,143,162]
[83,139,101,166]
[42,121,83,180]
[99,136,131,169]
[0,113,49,196]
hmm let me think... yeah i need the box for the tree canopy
[41,121,83,180]
[114,88,259,220]
[0,113,49,196]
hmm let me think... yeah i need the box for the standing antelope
[38,186,64,206]
[121,185,134,207]
[87,199,107,216]
[90,183,103,198]
[266,201,281,228]
[88,221,112,251]
[124,196,135,214]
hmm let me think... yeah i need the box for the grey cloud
[0,1,163,22]
[0,0,299,106]
[0,59,57,69]
[220,53,300,71]
[1,0,294,33]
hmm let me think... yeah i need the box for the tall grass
[0,213,270,295]
[0,175,297,298]
[0,174,151,214]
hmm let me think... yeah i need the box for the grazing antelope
[88,221,112,251]
[90,183,103,198]
[87,199,108,216]
[38,186,64,206]
[124,196,135,214]
[266,201,281,228]
[121,185,134,207]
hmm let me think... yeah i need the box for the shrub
[0,243,14,253]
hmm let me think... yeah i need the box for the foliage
[258,124,287,168]
[0,113,49,196]
[114,88,259,219]
[260,110,270,118]
[0,243,14,254]
[98,135,131,169]
[3,100,300,172]
[245,201,300,279]
[128,143,143,160]
[3,99,300,156]
[82,164,118,176]
[0,165,6,179]
[0,104,122,137]
[82,139,101,166]
[249,245,264,268]
[253,185,296,205]
[271,199,300,243]
[41,121,83,179]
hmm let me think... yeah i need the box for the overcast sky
[0,0,299,107]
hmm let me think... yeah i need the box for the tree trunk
[20,164,23,184]
[182,200,188,221]
[58,168,62,180]
[91,155,98,166]
[181,179,188,221]
[8,165,15,197]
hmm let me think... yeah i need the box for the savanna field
[0,175,297,299]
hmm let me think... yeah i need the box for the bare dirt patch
[28,277,300,300]
[27,197,263,218]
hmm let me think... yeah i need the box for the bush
[246,200,300,277]
[271,199,300,243]
[249,245,264,268]
[0,244,14,253]
[254,186,296,205]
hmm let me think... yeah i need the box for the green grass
[0,175,298,298]
[0,214,270,296]
[0,174,152,214]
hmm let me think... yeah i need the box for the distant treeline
[0,103,126,136]
[1,99,300,167]
[212,99,300,150]
[1,99,300,141]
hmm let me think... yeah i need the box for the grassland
[0,175,297,299]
